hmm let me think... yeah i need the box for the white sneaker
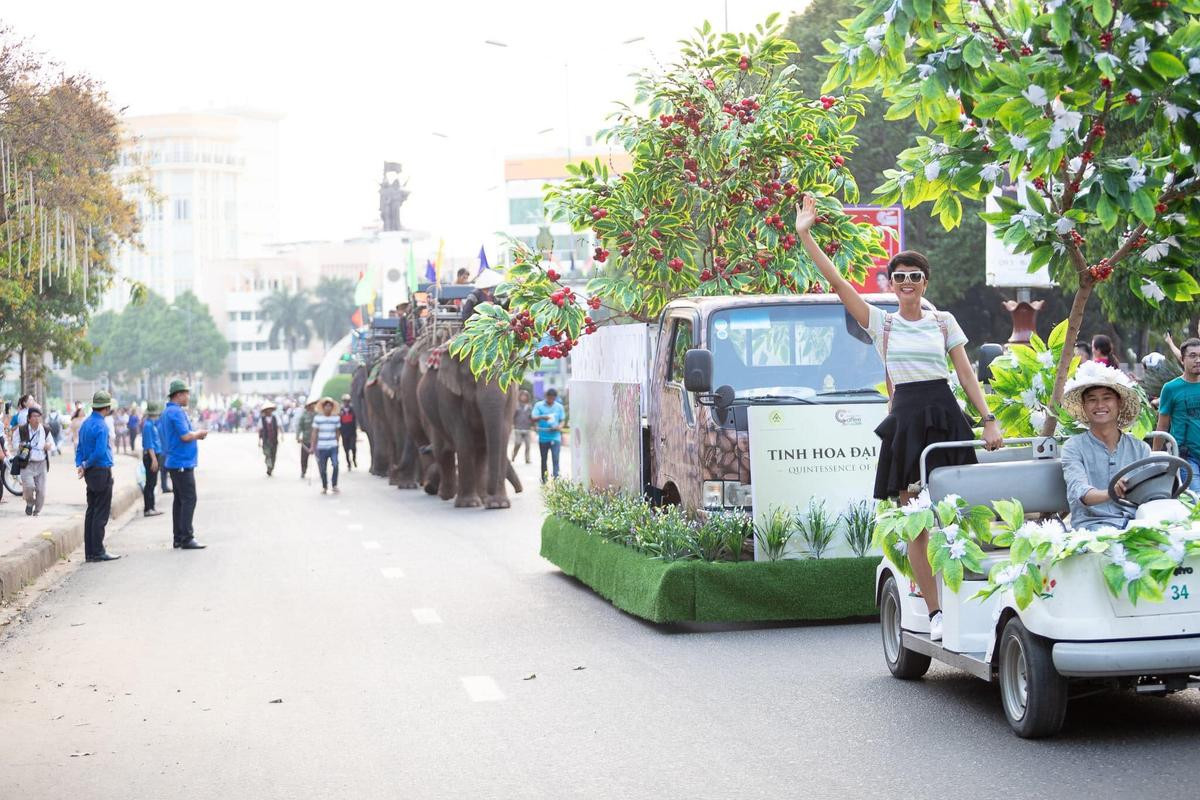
[929,611,944,642]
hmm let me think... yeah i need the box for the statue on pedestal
[379,161,409,232]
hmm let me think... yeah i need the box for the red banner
[844,206,904,294]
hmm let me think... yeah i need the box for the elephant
[418,342,524,509]
[363,358,393,478]
[393,327,449,491]
[377,345,411,487]
[350,363,378,474]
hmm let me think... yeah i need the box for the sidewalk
[0,449,142,603]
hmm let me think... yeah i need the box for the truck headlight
[702,481,724,509]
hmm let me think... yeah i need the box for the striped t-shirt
[312,415,340,450]
[862,305,967,385]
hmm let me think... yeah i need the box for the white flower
[949,539,967,560]
[1009,133,1030,151]
[1128,87,1143,102]
[1052,108,1081,134]
[1032,372,1046,393]
[865,23,888,54]
[1095,52,1122,71]
[1164,104,1188,123]
[924,161,941,181]
[1165,212,1188,225]
[1143,240,1172,263]
[943,523,960,543]
[1190,57,1200,75]
[1011,209,1041,228]
[1022,84,1049,106]
[1037,349,1056,368]
[1129,37,1150,68]
[1118,13,1136,35]
[1030,408,1047,431]
[930,143,950,157]
[1141,280,1166,302]
[883,0,902,24]
[1121,156,1141,172]
[1020,387,1038,408]
[1127,171,1147,193]
[1154,21,1169,36]
[980,162,1004,182]
[996,564,1024,586]
[1122,561,1144,581]
[1053,217,1075,235]
[1016,521,1040,540]
[916,63,936,79]
[840,44,862,65]
[1108,542,1128,565]
[895,540,908,557]
[1163,536,1187,563]
[901,490,932,515]
[1045,0,1064,10]
[942,493,963,506]
[1047,128,1068,149]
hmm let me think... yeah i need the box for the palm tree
[259,285,313,392]
[309,276,356,347]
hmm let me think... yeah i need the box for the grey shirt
[1061,431,1150,530]
[513,403,533,432]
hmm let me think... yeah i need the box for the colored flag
[425,258,436,283]
[350,308,364,328]
[435,238,445,287]
[407,243,419,293]
[353,267,376,305]
[475,245,489,277]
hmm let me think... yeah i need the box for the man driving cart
[1060,361,1151,530]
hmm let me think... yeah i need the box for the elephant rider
[462,269,505,320]
[1061,361,1150,530]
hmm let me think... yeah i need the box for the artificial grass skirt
[541,517,879,624]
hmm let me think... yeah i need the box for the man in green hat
[141,401,165,517]
[161,379,207,550]
[74,390,120,562]
[296,399,317,478]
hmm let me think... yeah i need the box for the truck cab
[647,293,908,512]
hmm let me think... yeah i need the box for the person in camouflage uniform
[259,401,280,476]
[296,399,316,478]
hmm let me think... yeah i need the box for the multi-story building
[108,109,282,309]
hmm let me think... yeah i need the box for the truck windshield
[708,303,895,400]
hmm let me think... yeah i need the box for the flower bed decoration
[874,493,1200,609]
[541,482,878,623]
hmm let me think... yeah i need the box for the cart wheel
[881,575,931,680]
[998,617,1068,738]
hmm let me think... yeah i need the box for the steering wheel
[1108,454,1192,509]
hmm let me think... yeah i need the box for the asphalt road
[2,434,1198,799]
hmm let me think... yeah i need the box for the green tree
[0,29,141,403]
[453,16,886,387]
[824,0,1200,433]
[259,285,312,392]
[309,276,356,347]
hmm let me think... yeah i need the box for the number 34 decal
[1170,584,1191,601]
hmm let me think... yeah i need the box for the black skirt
[873,379,977,500]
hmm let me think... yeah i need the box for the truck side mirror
[683,349,713,393]
[977,343,1004,384]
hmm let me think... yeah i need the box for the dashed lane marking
[461,676,504,702]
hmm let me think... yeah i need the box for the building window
[509,197,544,225]
[270,371,283,379]
[254,311,265,320]
[227,312,238,322]
[229,342,238,352]
[229,372,239,383]
[239,311,252,321]
[255,371,268,380]
[255,341,268,351]
[174,198,190,220]
[240,342,253,351]
[293,369,308,380]
[241,372,254,381]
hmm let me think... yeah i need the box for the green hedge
[321,374,352,401]
[541,516,879,623]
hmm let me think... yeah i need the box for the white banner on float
[748,403,888,560]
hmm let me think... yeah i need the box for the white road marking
[361,541,380,550]
[348,523,364,531]
[411,608,442,624]
[461,676,504,702]
[380,567,405,579]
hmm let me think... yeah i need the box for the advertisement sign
[568,380,643,494]
[748,403,888,560]
[844,205,904,295]
[985,180,1054,288]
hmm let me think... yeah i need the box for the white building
[109,109,283,309]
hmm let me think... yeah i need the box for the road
[2,433,1198,799]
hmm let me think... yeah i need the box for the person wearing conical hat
[162,379,207,551]
[259,401,280,477]
[140,401,165,518]
[1061,361,1151,531]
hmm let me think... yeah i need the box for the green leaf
[963,37,984,69]
[1149,51,1186,79]
[1131,190,1157,226]
[1048,318,1069,351]
[1096,193,1119,230]
[942,558,964,593]
[1091,0,1113,26]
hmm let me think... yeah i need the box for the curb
[0,483,142,604]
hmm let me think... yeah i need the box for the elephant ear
[437,348,464,397]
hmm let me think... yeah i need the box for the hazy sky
[5,1,805,259]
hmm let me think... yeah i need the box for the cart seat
[928,458,1069,516]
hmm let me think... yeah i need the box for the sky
[4,1,807,260]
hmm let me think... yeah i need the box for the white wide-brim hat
[1061,360,1141,428]
[474,269,504,289]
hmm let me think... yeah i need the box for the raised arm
[795,194,872,330]
[949,346,1002,450]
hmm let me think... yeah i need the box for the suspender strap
[881,311,951,404]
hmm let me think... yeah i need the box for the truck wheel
[997,617,1068,739]
[881,575,931,680]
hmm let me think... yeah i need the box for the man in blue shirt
[74,391,120,562]
[532,388,566,484]
[141,401,164,518]
[1156,337,1200,490]
[161,380,208,550]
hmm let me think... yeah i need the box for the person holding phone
[532,388,565,483]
